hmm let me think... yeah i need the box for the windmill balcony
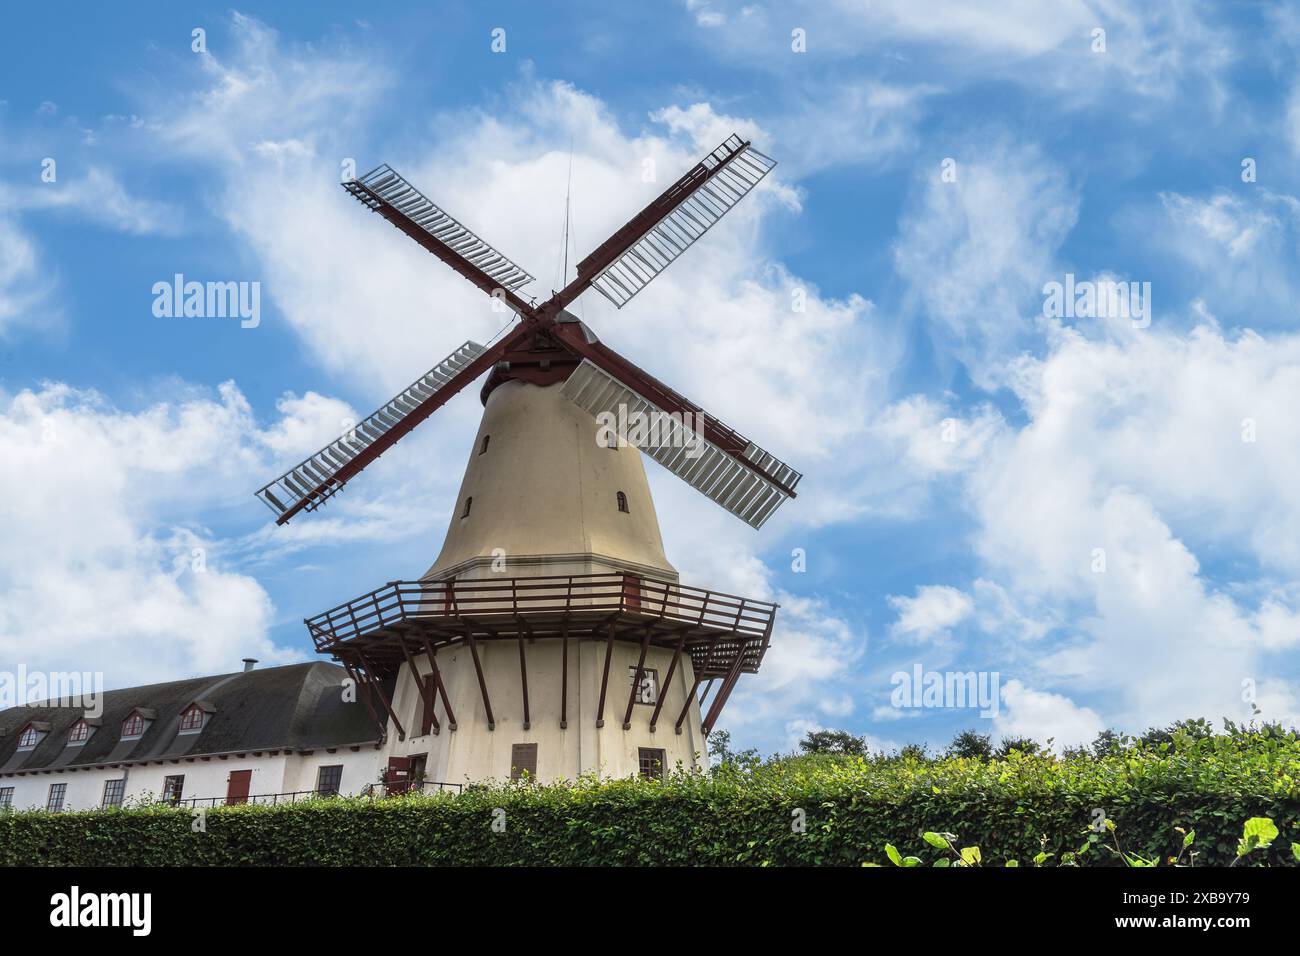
[304,572,776,683]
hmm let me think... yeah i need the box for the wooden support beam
[648,632,687,733]
[622,626,654,730]
[595,625,615,728]
[356,650,405,741]
[396,636,438,735]
[675,633,727,735]
[701,653,747,735]
[698,678,716,706]
[518,626,531,731]
[464,623,495,730]
[342,660,384,741]
[421,636,457,731]
[560,617,569,730]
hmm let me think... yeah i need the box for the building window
[17,725,41,749]
[628,666,659,705]
[638,748,665,781]
[179,705,204,733]
[616,491,629,513]
[121,712,146,738]
[510,743,538,781]
[47,783,67,813]
[102,779,126,809]
[479,434,490,455]
[316,765,343,796]
[67,720,91,744]
[161,775,185,806]
[462,496,473,518]
[0,787,13,809]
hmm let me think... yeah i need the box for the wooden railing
[305,573,777,651]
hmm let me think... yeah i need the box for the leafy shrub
[3,723,1300,866]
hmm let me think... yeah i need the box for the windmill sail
[255,341,488,523]
[345,165,535,297]
[575,135,776,309]
[560,358,800,529]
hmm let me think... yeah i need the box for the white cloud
[688,0,1232,104]
[964,318,1300,729]
[893,138,1079,388]
[0,380,362,684]
[0,217,48,335]
[994,680,1104,749]
[889,585,974,641]
[0,167,180,236]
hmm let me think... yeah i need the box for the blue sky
[4,2,1300,755]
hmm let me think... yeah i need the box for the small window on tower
[462,496,473,518]
[480,434,490,455]
[616,491,629,513]
[638,747,665,781]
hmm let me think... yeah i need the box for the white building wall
[1,746,383,811]
[384,637,705,785]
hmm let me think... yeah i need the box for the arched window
[479,434,490,455]
[18,725,40,748]
[67,721,91,744]
[121,712,146,738]
[179,705,205,732]
[462,496,473,518]
[616,491,629,513]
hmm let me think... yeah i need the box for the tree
[708,730,759,770]
[798,729,869,757]
[1090,728,1128,758]
[946,730,993,760]
[995,736,1041,758]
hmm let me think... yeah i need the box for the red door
[386,756,412,795]
[622,575,641,611]
[225,769,252,805]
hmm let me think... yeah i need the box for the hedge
[4,733,1300,866]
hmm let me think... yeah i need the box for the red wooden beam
[356,650,406,741]
[396,635,439,735]
[701,651,747,735]
[517,627,531,731]
[421,636,457,731]
[675,633,729,735]
[560,618,569,730]
[622,626,653,730]
[463,623,495,730]
[341,660,385,741]
[595,625,616,728]
[534,137,756,318]
[550,326,798,497]
[648,632,687,733]
[349,180,537,316]
[273,326,531,525]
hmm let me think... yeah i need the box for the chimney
[242,658,258,672]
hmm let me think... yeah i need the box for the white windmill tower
[255,135,800,785]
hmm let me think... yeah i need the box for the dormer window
[68,720,92,745]
[178,701,213,734]
[121,711,147,739]
[17,723,48,750]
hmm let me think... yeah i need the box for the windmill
[256,134,800,784]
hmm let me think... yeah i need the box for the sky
[3,1,1300,756]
